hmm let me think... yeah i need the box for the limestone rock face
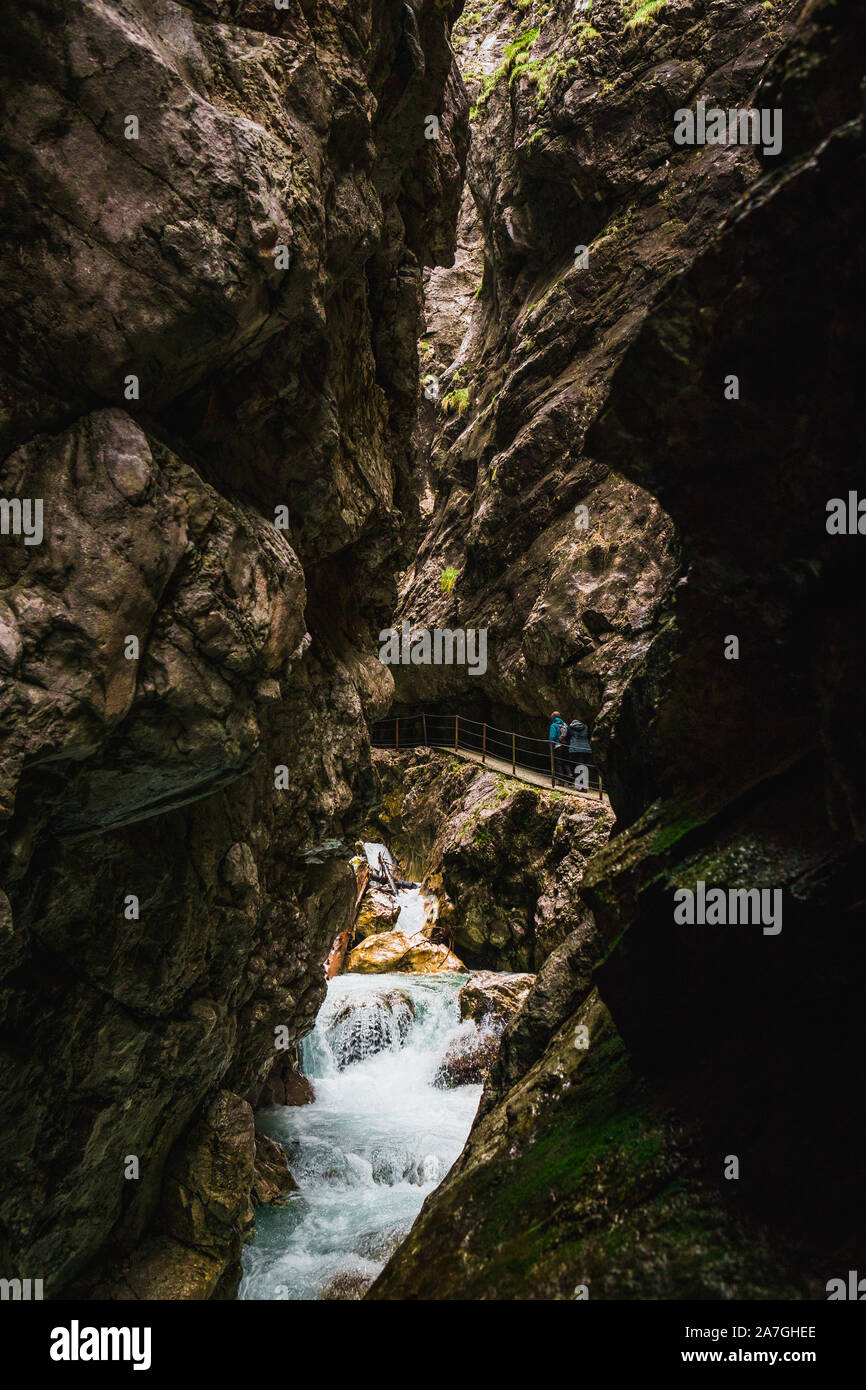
[479,916,603,1114]
[161,1093,257,1257]
[578,0,866,1258]
[0,0,467,1296]
[0,409,306,835]
[370,991,813,1300]
[92,1090,258,1301]
[254,1050,316,1109]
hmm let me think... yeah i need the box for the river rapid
[238,846,481,1300]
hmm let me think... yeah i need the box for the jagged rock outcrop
[0,0,467,1297]
[580,0,866,1261]
[90,1090,258,1301]
[254,1047,315,1108]
[368,0,865,1299]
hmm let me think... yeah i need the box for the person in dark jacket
[567,718,592,786]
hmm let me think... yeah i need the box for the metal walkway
[370,711,609,804]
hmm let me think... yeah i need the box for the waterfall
[361,840,427,935]
[239,858,480,1301]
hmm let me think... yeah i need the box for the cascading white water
[361,839,428,934]
[238,845,480,1301]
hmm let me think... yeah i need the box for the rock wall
[0,0,467,1297]
[370,0,865,1299]
[393,0,810,744]
[582,0,866,1256]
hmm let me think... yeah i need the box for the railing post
[422,711,427,746]
[395,717,399,752]
[455,714,459,752]
[512,731,516,775]
[482,722,487,765]
[549,740,555,788]
[598,771,603,801]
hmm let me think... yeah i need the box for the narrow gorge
[0,0,863,1329]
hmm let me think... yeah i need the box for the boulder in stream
[353,1223,411,1262]
[325,989,416,1068]
[345,928,464,974]
[318,1270,374,1300]
[400,939,465,974]
[252,1133,299,1207]
[459,971,535,1029]
[434,1027,500,1088]
[354,888,401,938]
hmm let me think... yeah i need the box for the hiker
[566,717,592,786]
[548,711,570,781]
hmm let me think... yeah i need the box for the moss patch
[625,0,669,29]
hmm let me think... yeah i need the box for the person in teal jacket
[548,711,569,780]
[548,712,565,743]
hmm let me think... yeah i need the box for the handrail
[377,711,570,748]
[370,711,604,799]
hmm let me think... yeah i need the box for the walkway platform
[371,739,611,805]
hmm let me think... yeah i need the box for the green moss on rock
[368,992,810,1300]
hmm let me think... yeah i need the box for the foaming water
[239,934,480,1299]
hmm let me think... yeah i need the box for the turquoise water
[238,854,481,1300]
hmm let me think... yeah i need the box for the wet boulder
[345,929,464,974]
[318,1270,374,1300]
[370,1146,444,1186]
[353,1224,411,1262]
[326,990,416,1068]
[280,1137,353,1188]
[399,940,465,974]
[252,1133,298,1208]
[459,971,535,1029]
[354,888,401,938]
[433,1027,500,1088]
[345,928,416,972]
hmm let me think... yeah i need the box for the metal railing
[370,711,604,798]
